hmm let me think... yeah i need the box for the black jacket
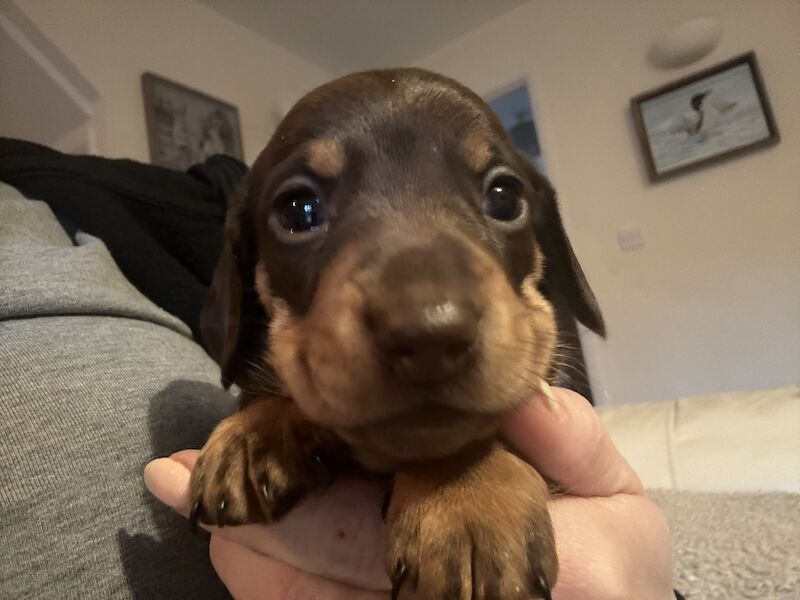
[0,137,246,340]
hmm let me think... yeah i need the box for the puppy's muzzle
[364,239,483,385]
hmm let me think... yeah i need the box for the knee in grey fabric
[1,188,235,599]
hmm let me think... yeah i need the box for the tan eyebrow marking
[461,130,493,173]
[254,261,272,309]
[306,138,345,178]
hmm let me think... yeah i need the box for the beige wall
[11,0,799,405]
[416,0,800,404]
[15,0,331,162]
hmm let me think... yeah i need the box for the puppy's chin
[336,405,503,471]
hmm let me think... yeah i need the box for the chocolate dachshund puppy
[193,68,605,600]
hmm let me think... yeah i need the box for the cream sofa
[597,385,800,493]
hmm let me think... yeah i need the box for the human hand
[144,387,674,599]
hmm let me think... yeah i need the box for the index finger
[502,386,644,497]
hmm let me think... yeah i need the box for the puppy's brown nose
[366,242,482,384]
[373,298,480,383]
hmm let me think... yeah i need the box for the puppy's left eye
[270,176,327,239]
[482,170,525,223]
[276,190,325,232]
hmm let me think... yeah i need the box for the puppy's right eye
[275,188,326,233]
[483,179,522,221]
[481,167,528,229]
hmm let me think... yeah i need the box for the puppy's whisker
[549,360,586,377]
[549,351,586,370]
[243,358,288,397]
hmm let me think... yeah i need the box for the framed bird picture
[631,52,779,182]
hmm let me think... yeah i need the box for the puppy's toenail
[189,500,201,534]
[217,498,226,527]
[391,561,408,600]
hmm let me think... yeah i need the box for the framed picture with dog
[631,52,779,181]
[142,72,244,171]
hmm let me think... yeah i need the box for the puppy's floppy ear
[200,179,266,388]
[517,154,606,337]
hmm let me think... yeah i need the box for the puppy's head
[202,69,604,468]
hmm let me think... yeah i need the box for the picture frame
[486,80,546,173]
[142,72,244,171]
[631,52,779,182]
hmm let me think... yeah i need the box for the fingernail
[538,380,559,412]
[144,458,191,515]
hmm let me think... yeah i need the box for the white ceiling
[197,0,529,75]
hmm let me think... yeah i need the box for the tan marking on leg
[188,395,347,526]
[387,443,557,599]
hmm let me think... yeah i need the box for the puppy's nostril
[445,341,473,357]
[391,344,416,358]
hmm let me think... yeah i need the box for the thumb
[143,449,199,516]
[502,386,643,497]
[144,452,391,591]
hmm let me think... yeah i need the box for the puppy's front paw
[386,445,557,600]
[188,401,335,529]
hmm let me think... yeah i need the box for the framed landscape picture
[142,72,244,171]
[631,52,779,181]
